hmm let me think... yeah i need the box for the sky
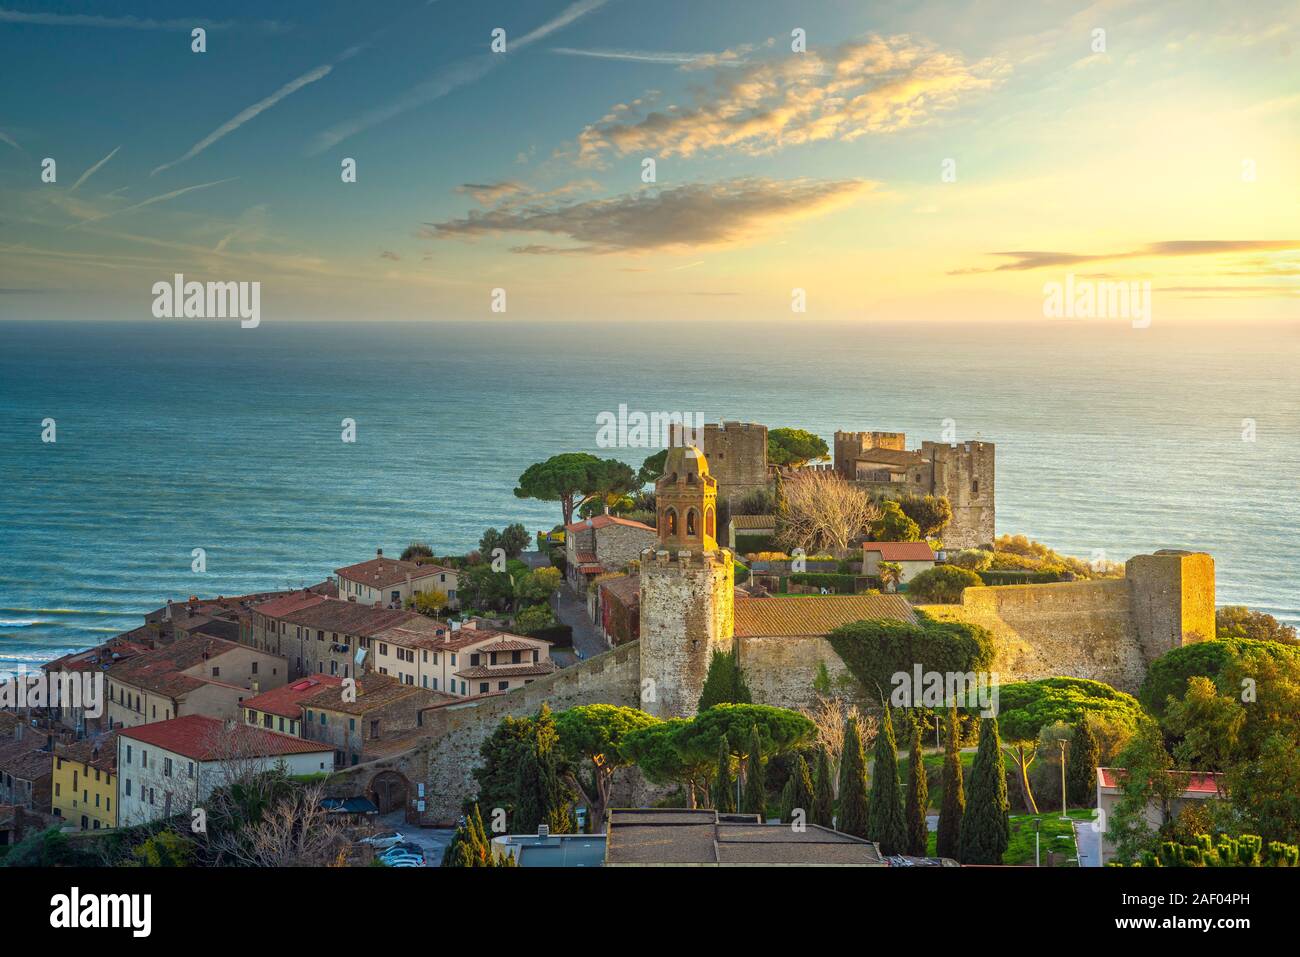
[0,0,1296,323]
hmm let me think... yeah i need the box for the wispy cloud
[551,44,758,69]
[68,177,237,228]
[0,7,287,32]
[0,129,21,151]
[151,65,334,175]
[421,176,875,254]
[308,0,610,155]
[574,33,1007,163]
[957,240,1300,273]
[69,146,120,192]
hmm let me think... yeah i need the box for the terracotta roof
[1097,768,1222,794]
[599,574,641,606]
[119,715,330,761]
[252,590,330,620]
[44,633,153,673]
[730,514,777,529]
[276,599,417,636]
[299,673,430,716]
[577,563,604,574]
[863,542,936,562]
[372,616,450,651]
[243,676,344,719]
[455,662,557,679]
[107,634,247,698]
[432,626,514,652]
[574,550,599,564]
[0,740,53,781]
[605,809,885,866]
[56,732,120,775]
[852,448,923,468]
[334,557,452,589]
[472,636,549,653]
[563,514,655,534]
[733,594,916,638]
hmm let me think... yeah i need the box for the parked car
[379,844,425,864]
[359,830,404,850]
[381,852,426,867]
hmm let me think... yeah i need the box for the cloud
[308,0,610,155]
[455,179,599,207]
[69,146,120,192]
[457,181,530,205]
[957,240,1300,273]
[69,177,237,228]
[575,34,1007,163]
[152,65,334,175]
[0,7,286,32]
[421,176,875,254]
[0,129,20,150]
[379,250,402,261]
[550,44,758,69]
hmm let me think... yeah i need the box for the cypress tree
[513,703,569,834]
[742,725,766,820]
[714,734,736,813]
[778,773,797,822]
[811,747,835,827]
[866,708,908,855]
[959,716,1010,865]
[1066,717,1101,807]
[786,754,814,825]
[837,715,869,838]
[936,706,965,860]
[905,714,929,856]
[697,649,752,711]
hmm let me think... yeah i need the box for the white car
[381,852,425,867]
[360,830,404,850]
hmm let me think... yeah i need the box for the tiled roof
[577,563,604,574]
[455,662,557,679]
[373,616,450,651]
[119,715,330,761]
[334,557,452,589]
[44,633,153,673]
[599,574,640,606]
[852,448,923,468]
[252,590,330,620]
[563,514,655,534]
[471,636,549,653]
[0,740,53,781]
[574,550,599,564]
[733,594,916,638]
[863,542,936,562]
[276,599,418,636]
[106,634,245,698]
[605,809,884,866]
[242,676,344,719]
[299,673,431,716]
[432,626,519,652]
[1097,768,1222,794]
[730,514,777,529]
[56,731,120,775]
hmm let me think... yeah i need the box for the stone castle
[675,421,995,548]
[329,441,1216,823]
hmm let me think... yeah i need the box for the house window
[125,780,132,796]
[211,666,220,678]
[470,653,480,667]
[686,509,697,536]
[251,662,258,674]
[164,758,172,777]
[498,681,509,691]
[972,479,980,495]
[511,651,521,664]
[369,720,379,739]
[479,683,489,695]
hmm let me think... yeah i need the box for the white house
[115,714,332,827]
[861,542,937,585]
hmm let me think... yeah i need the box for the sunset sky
[0,0,1296,322]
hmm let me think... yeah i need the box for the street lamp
[1059,739,1070,821]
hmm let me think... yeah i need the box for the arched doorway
[368,770,411,816]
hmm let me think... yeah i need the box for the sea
[1,318,1297,677]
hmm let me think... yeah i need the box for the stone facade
[682,421,769,505]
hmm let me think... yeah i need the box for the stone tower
[638,445,735,718]
[671,421,769,506]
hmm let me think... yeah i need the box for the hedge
[788,572,858,594]
[826,614,995,700]
[735,533,777,554]
[976,569,1063,586]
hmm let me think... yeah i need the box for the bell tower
[639,444,734,718]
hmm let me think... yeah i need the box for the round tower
[638,445,735,718]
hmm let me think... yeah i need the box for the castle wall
[639,550,735,718]
[700,422,768,503]
[923,441,995,548]
[735,634,854,711]
[326,641,643,824]
[919,579,1148,693]
[1127,551,1216,660]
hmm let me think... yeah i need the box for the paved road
[1073,818,1101,867]
[553,584,607,661]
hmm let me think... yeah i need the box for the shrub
[788,572,857,593]
[826,614,995,701]
[907,565,984,603]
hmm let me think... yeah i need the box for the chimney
[376,547,383,558]
[13,722,23,742]
[537,824,550,839]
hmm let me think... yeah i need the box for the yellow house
[52,732,118,831]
